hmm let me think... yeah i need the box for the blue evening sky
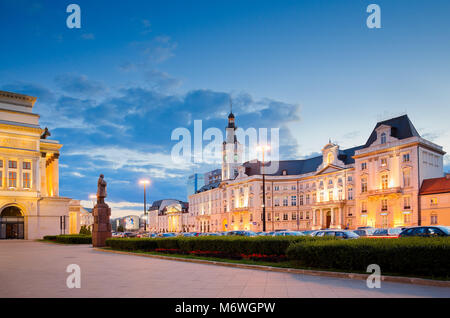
[1,0,449,216]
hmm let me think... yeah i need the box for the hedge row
[105,236,332,261]
[286,237,450,278]
[44,234,92,244]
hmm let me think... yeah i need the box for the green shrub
[106,236,332,261]
[286,237,450,278]
[43,235,57,241]
[79,225,91,235]
[54,234,92,244]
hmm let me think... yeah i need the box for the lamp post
[139,179,150,231]
[257,145,270,232]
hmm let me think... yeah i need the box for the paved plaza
[0,241,449,298]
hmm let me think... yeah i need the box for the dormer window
[282,170,287,175]
[327,152,334,165]
[381,132,387,144]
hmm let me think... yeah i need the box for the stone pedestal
[92,203,112,247]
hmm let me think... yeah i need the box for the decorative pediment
[316,164,343,175]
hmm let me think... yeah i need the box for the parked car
[123,232,137,238]
[273,231,305,236]
[225,230,257,237]
[303,230,317,236]
[353,228,376,237]
[399,226,449,237]
[311,230,359,239]
[158,233,177,237]
[256,231,275,236]
[371,228,402,238]
[181,232,200,237]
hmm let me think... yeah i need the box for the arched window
[381,132,387,144]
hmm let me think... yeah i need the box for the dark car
[371,228,402,238]
[225,230,257,237]
[312,230,359,239]
[399,226,449,237]
[353,228,376,237]
[273,231,305,236]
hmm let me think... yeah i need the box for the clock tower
[222,107,243,180]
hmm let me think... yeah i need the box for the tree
[117,225,124,232]
[79,225,91,235]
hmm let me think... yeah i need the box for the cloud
[130,35,178,65]
[54,74,107,96]
[144,69,182,92]
[71,172,84,178]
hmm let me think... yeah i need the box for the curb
[94,248,450,288]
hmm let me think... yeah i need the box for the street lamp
[257,145,270,232]
[139,179,150,231]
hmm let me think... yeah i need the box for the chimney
[446,173,450,180]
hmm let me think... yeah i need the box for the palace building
[0,90,74,239]
[187,112,447,232]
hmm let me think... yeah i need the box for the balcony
[364,187,402,197]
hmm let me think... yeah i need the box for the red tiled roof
[420,175,450,195]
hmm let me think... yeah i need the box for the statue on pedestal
[97,174,107,204]
[92,174,112,247]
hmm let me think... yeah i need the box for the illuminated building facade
[0,90,74,239]
[188,113,447,232]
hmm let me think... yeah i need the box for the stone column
[52,154,59,197]
[320,209,323,229]
[40,152,47,196]
[18,158,23,189]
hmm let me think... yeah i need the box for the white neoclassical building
[0,90,74,239]
[188,112,446,232]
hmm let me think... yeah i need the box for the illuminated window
[404,213,411,224]
[320,192,324,202]
[23,173,31,189]
[9,160,17,169]
[327,152,334,164]
[328,190,333,201]
[381,158,387,167]
[381,199,388,211]
[381,132,387,144]
[8,171,17,188]
[275,213,280,221]
[292,212,297,220]
[430,198,438,206]
[361,178,368,193]
[382,215,388,228]
[381,174,389,190]
[348,187,353,200]
[361,201,367,213]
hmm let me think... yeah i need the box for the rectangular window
[403,197,411,210]
[300,212,304,220]
[283,213,288,221]
[430,198,437,206]
[320,192,324,202]
[0,171,2,187]
[348,175,353,182]
[361,162,367,170]
[431,214,438,225]
[306,211,310,219]
[23,162,31,170]
[283,197,288,206]
[292,212,297,220]
[300,195,304,206]
[381,175,388,190]
[403,153,410,162]
[306,194,310,205]
[274,186,280,191]
[275,213,280,221]
[361,178,368,193]
[23,173,31,189]
[381,199,388,211]
[274,198,280,207]
[0,160,3,168]
[328,190,333,201]
[291,185,296,191]
[381,158,387,167]
[9,160,17,169]
[361,201,367,213]
[403,170,411,187]
[404,213,411,224]
[348,188,353,200]
[8,171,17,188]
[382,215,388,228]
[291,195,297,206]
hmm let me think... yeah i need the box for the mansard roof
[363,114,420,148]
[196,181,221,193]
[242,145,363,177]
